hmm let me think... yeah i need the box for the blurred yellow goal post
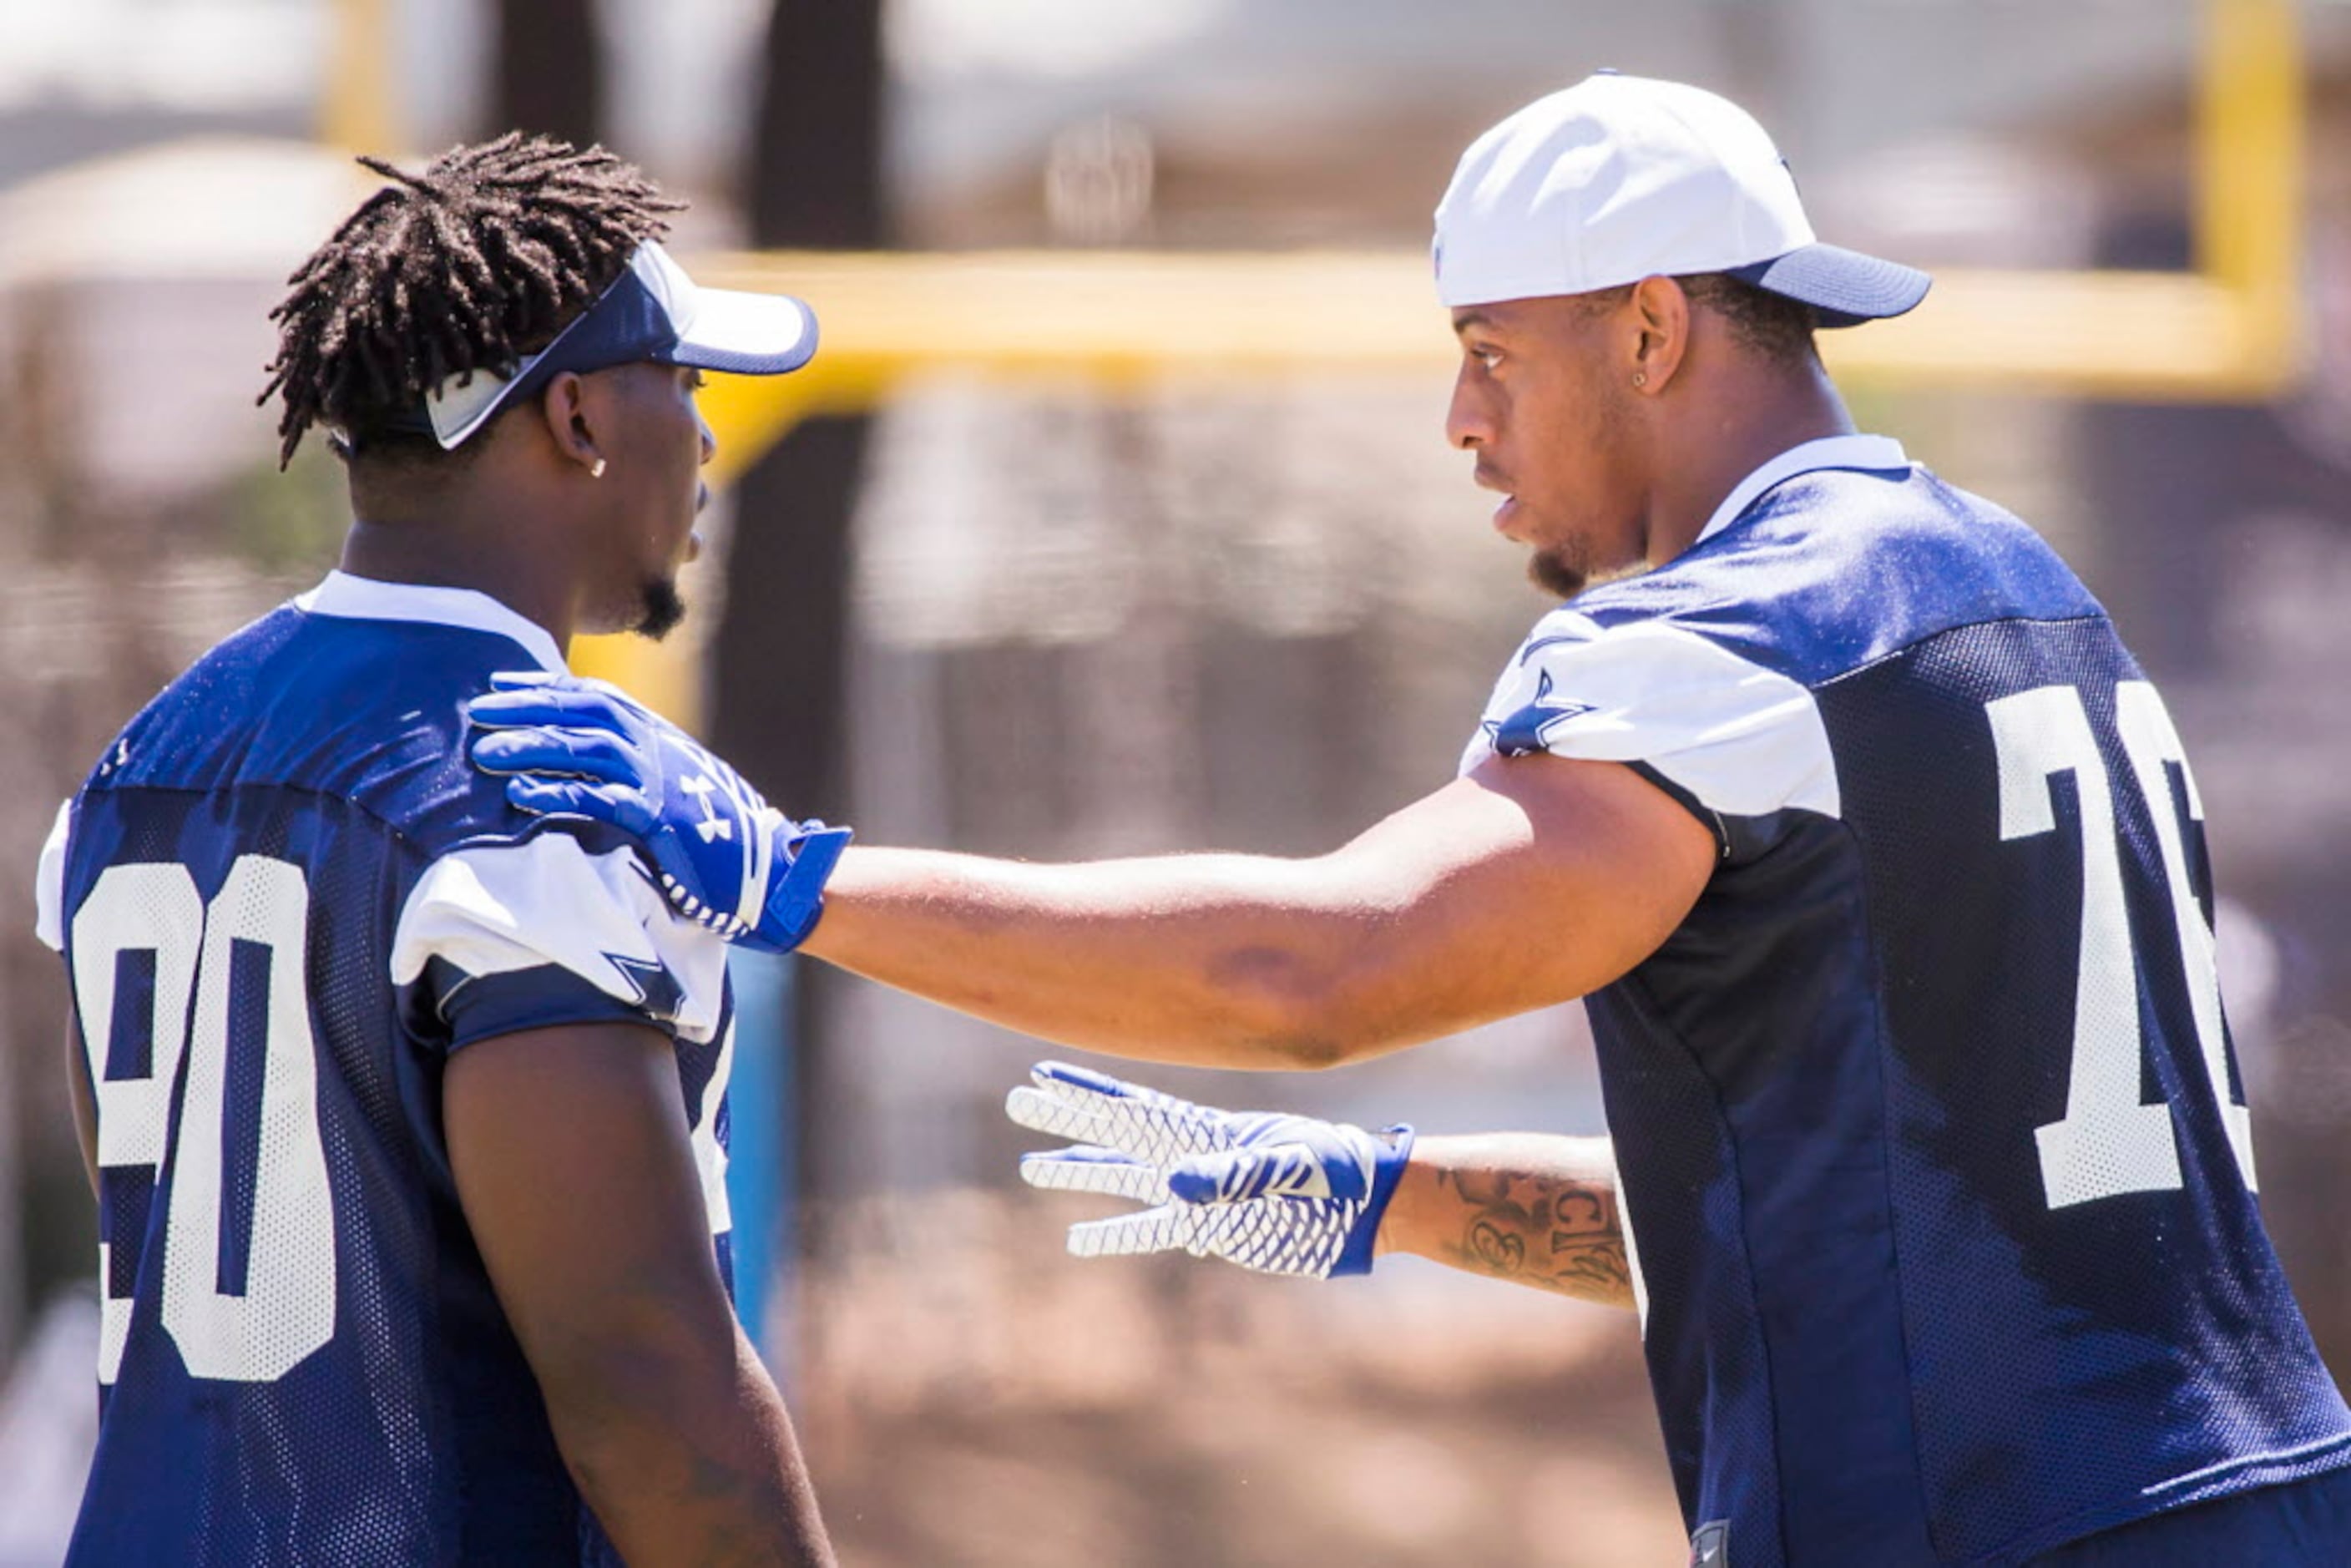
[335,0,2299,711]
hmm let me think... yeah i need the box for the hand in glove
[1006,1060,1412,1280]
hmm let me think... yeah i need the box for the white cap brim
[410,240,822,448]
[639,240,818,375]
[670,285,820,376]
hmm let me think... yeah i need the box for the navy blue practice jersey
[1460,436,2351,1567]
[33,572,739,1566]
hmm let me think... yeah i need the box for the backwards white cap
[1433,72,1929,326]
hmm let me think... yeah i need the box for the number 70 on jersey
[1989,679,2256,1211]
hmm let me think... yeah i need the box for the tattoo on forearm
[1436,1166,1630,1302]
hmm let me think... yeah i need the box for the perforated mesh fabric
[1580,984,1787,1557]
[1822,618,2351,1563]
[1560,458,2351,1566]
[1593,611,2351,1567]
[57,600,730,1567]
[71,785,473,1565]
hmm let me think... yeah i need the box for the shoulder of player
[83,603,565,853]
[73,603,310,794]
[1561,464,2105,685]
[392,807,733,1045]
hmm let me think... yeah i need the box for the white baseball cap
[1433,72,1929,326]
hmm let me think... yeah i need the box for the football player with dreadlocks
[36,134,837,1566]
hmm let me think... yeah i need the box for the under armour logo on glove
[1006,1060,1413,1280]
[681,775,733,843]
[467,672,852,954]
[1182,1141,1335,1204]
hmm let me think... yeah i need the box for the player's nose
[1446,361,1490,451]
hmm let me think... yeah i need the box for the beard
[1529,542,1655,600]
[633,576,688,640]
[1526,543,1593,599]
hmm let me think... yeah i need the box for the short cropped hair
[1571,273,1820,369]
[1676,273,1820,367]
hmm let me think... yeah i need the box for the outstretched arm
[805,755,1712,1070]
[467,677,1714,1072]
[1377,1134,1632,1308]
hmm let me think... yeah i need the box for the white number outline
[71,856,336,1383]
[1988,680,2253,1211]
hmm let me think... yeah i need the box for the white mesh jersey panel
[72,855,336,1385]
[389,833,731,1044]
[34,797,71,952]
[70,859,204,1383]
[1459,614,1840,822]
[160,855,336,1382]
[690,1021,735,1237]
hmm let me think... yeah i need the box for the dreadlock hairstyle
[260,133,685,468]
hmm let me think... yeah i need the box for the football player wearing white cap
[37,136,835,1565]
[468,78,2351,1565]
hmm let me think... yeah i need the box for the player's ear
[538,372,608,480]
[1628,275,1693,394]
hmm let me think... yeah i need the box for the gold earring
[589,458,608,478]
[1632,372,1647,388]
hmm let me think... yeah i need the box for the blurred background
[3,1,2350,1562]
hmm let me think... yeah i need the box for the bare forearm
[1375,1133,1635,1308]
[803,843,1448,1070]
[549,1322,832,1568]
[799,763,1710,1071]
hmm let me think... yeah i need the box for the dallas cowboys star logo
[1482,669,1595,756]
[603,952,686,1021]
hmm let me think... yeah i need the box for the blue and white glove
[467,672,852,953]
[1006,1061,1413,1280]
